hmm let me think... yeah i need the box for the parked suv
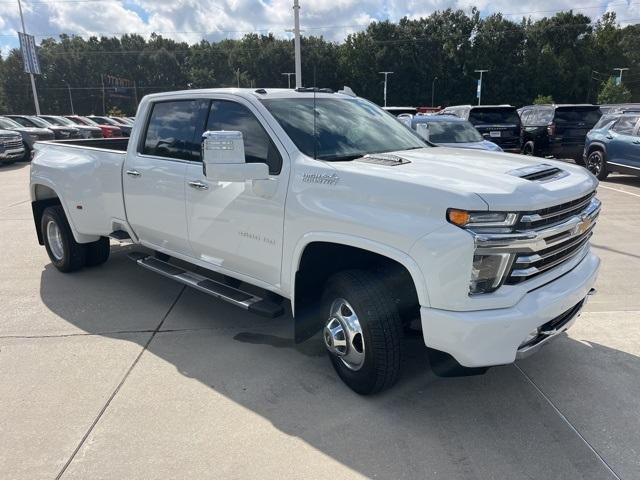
[519,104,602,161]
[439,105,521,153]
[584,112,640,180]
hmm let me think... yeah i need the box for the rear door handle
[188,180,209,190]
[126,169,141,177]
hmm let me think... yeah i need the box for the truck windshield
[261,97,427,160]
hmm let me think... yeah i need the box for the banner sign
[18,32,41,75]
[104,75,135,99]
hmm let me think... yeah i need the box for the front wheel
[321,270,403,395]
[522,141,536,156]
[586,149,609,180]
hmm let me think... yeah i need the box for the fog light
[519,328,540,348]
[469,253,512,294]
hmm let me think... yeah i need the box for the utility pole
[293,0,302,89]
[17,0,40,114]
[613,67,629,85]
[282,72,295,89]
[431,76,438,107]
[236,68,240,88]
[63,80,74,115]
[379,71,393,107]
[101,74,106,115]
[475,69,488,105]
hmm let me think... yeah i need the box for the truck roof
[142,88,354,102]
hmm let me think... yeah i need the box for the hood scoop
[356,153,411,167]
[507,163,569,182]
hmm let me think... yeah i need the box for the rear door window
[142,99,209,161]
[612,115,640,136]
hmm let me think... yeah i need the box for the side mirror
[202,130,269,182]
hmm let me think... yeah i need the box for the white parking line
[600,185,640,198]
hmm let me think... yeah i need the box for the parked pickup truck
[30,88,601,394]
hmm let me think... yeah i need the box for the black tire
[85,237,110,267]
[585,149,609,180]
[41,205,86,272]
[522,141,536,156]
[321,270,403,395]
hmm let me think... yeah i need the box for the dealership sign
[19,32,41,75]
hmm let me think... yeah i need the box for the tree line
[0,9,638,115]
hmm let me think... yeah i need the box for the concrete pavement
[1,162,639,479]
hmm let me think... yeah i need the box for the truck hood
[337,147,598,211]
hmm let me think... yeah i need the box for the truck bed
[31,139,128,239]
[52,137,129,152]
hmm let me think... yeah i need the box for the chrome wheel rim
[324,298,365,371]
[587,152,602,176]
[46,220,64,261]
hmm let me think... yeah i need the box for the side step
[128,252,284,318]
[109,230,133,244]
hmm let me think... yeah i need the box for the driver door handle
[126,169,141,177]
[188,180,209,190]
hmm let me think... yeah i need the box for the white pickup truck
[30,88,600,394]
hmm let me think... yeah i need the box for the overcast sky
[1,0,639,57]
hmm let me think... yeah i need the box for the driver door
[184,98,290,287]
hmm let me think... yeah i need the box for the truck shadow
[38,246,638,478]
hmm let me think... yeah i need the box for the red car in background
[65,115,122,138]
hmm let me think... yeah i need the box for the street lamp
[63,80,74,115]
[379,71,393,107]
[431,76,438,107]
[474,69,488,105]
[613,67,629,85]
[282,72,295,89]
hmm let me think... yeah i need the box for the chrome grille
[506,219,596,284]
[517,191,596,230]
[2,137,23,150]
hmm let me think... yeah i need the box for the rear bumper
[420,251,600,367]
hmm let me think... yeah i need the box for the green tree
[533,94,554,104]
[598,77,632,103]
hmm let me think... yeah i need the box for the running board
[128,252,284,318]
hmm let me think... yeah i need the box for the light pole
[431,76,438,107]
[475,69,488,105]
[63,80,74,115]
[282,72,295,89]
[293,0,302,89]
[17,0,40,114]
[379,71,393,107]
[613,67,629,85]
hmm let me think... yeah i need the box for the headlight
[448,208,518,294]
[470,253,513,294]
[447,209,517,231]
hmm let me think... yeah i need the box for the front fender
[288,231,430,314]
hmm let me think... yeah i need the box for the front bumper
[0,148,25,161]
[420,251,600,367]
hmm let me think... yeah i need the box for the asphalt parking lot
[1,161,639,479]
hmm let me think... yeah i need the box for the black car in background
[88,116,132,137]
[7,115,81,140]
[438,105,522,153]
[0,115,55,160]
[518,104,602,161]
[39,115,103,139]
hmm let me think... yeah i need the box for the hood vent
[356,153,411,166]
[507,163,569,182]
